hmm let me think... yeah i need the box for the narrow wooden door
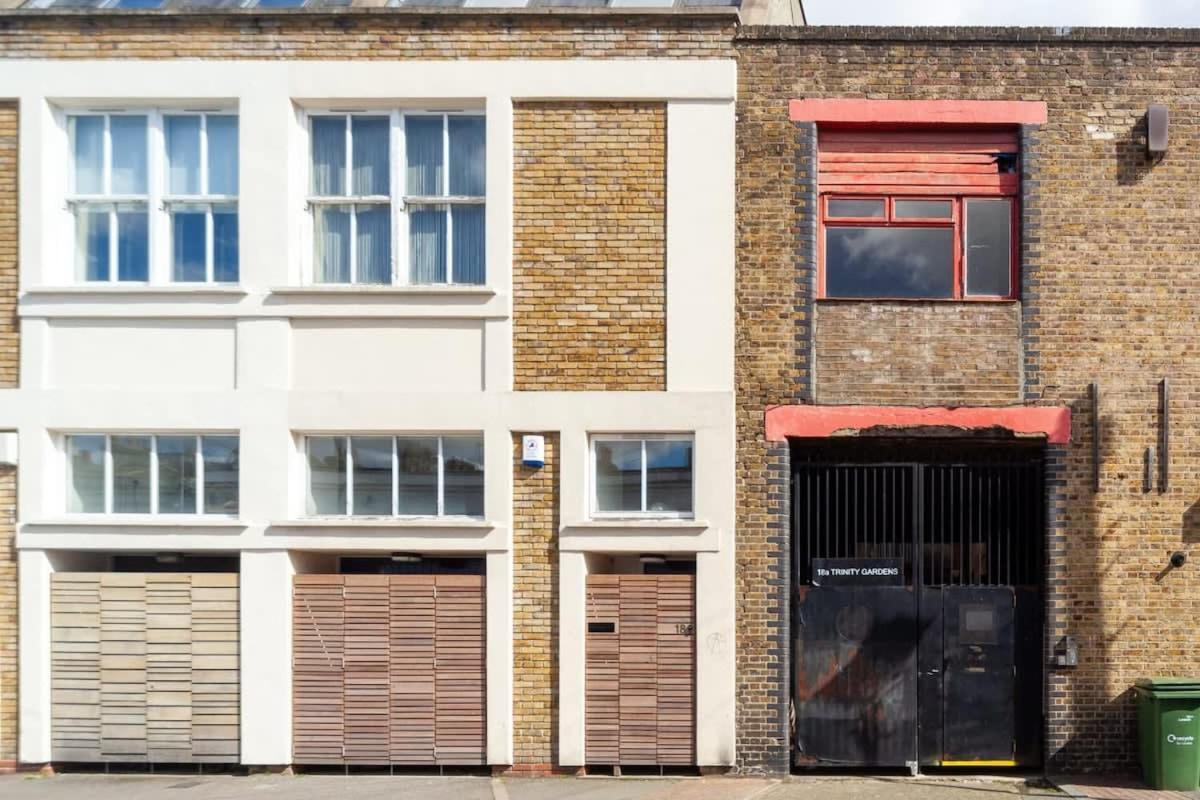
[585,574,695,766]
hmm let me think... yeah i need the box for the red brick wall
[736,26,1200,773]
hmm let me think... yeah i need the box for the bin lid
[1135,678,1200,691]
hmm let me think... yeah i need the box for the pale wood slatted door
[292,575,345,764]
[291,573,486,765]
[51,573,240,764]
[433,574,487,765]
[585,574,695,766]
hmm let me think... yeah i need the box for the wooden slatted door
[50,573,240,764]
[818,128,1020,197]
[585,574,696,766]
[292,573,486,765]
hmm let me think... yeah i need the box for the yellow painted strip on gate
[939,760,1018,768]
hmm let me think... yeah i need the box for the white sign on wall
[522,435,545,468]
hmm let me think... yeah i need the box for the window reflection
[825,227,954,299]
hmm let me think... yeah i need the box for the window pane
[307,437,347,515]
[110,115,148,195]
[202,436,239,515]
[165,115,201,195]
[451,205,485,285]
[156,435,197,514]
[67,435,106,513]
[213,205,239,283]
[351,117,390,197]
[311,116,346,196]
[443,437,484,517]
[352,437,393,516]
[171,208,207,282]
[448,116,485,197]
[965,199,1012,297]
[314,205,351,283]
[111,435,152,513]
[409,207,446,283]
[76,207,110,281]
[646,440,693,514]
[207,115,239,196]
[827,198,884,218]
[72,116,105,195]
[895,199,953,219]
[406,116,444,196]
[595,440,642,513]
[396,437,438,515]
[825,226,954,299]
[356,206,391,284]
[116,206,149,281]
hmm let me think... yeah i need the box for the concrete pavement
[0,773,1062,800]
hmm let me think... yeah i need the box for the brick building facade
[734,25,1200,774]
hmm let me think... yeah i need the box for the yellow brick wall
[509,433,560,773]
[0,103,15,389]
[513,103,666,391]
[0,468,16,770]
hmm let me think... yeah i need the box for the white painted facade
[3,59,737,767]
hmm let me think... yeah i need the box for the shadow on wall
[1116,114,1155,187]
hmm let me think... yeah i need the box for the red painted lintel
[765,405,1071,444]
[789,98,1049,126]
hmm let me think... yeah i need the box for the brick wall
[0,103,15,389]
[0,468,16,770]
[513,102,666,391]
[814,302,1021,406]
[0,12,733,60]
[510,433,560,773]
[736,26,1200,773]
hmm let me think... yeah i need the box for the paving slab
[762,776,1063,799]
[1052,774,1200,800]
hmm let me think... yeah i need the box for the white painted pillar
[695,545,736,766]
[486,549,513,765]
[18,549,52,764]
[557,550,588,766]
[239,550,294,765]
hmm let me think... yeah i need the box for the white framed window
[67,109,239,285]
[590,434,695,519]
[307,111,485,286]
[305,434,484,518]
[66,434,240,515]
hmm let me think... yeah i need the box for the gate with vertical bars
[292,573,486,765]
[791,441,1044,769]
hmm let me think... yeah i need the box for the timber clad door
[292,574,486,765]
[50,573,240,763]
[585,574,695,766]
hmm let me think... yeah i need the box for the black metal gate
[791,442,1044,769]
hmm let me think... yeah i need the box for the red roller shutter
[818,128,1020,197]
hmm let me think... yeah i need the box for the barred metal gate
[791,443,1044,769]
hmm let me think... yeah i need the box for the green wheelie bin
[1135,678,1200,791]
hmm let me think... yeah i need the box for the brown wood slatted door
[292,575,345,764]
[585,574,695,766]
[390,575,436,764]
[433,574,487,765]
[291,573,486,766]
[51,573,240,764]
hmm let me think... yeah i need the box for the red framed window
[820,194,1016,300]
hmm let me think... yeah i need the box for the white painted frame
[304,109,486,287]
[303,433,485,519]
[589,433,695,520]
[63,432,240,517]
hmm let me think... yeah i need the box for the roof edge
[737,24,1200,45]
[0,5,740,17]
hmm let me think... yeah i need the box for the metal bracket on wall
[1160,378,1170,493]
[1090,382,1101,493]
[1144,447,1154,494]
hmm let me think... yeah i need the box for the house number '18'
[676,624,695,635]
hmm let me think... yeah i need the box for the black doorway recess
[790,440,1044,769]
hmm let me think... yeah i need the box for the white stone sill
[23,285,248,297]
[22,516,247,528]
[267,285,497,298]
[561,519,708,532]
[269,517,495,530]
